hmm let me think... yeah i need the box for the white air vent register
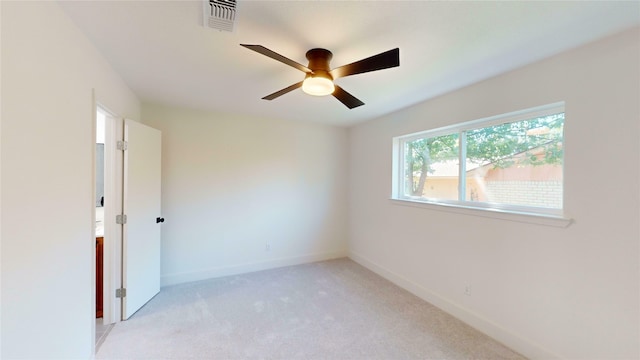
[204,0,237,32]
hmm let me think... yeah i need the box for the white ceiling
[59,1,639,126]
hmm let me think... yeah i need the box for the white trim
[348,251,562,360]
[398,102,565,142]
[161,251,348,287]
[391,138,401,199]
[100,108,124,325]
[390,198,572,227]
[91,91,97,355]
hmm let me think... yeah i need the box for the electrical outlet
[265,243,271,251]
[464,285,471,296]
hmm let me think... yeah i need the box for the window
[393,103,565,218]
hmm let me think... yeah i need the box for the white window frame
[391,102,572,227]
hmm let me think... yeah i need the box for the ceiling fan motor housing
[306,48,333,78]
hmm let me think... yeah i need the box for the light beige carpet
[97,258,526,359]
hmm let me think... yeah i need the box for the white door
[122,119,162,319]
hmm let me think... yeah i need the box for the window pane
[404,133,459,200]
[465,113,564,208]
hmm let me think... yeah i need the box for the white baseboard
[348,251,561,360]
[161,250,348,287]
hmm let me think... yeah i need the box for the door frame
[95,98,124,326]
[103,111,124,324]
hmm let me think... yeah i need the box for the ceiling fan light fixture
[302,74,335,96]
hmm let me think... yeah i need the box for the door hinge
[116,214,127,225]
[117,140,128,151]
[115,288,127,298]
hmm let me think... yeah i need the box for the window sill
[389,198,573,228]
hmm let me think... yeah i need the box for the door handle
[156,217,165,223]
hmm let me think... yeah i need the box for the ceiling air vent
[204,0,237,32]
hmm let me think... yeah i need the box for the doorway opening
[95,107,109,347]
[95,104,122,350]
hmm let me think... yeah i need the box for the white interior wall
[348,27,640,360]
[141,104,349,286]
[1,2,140,358]
[0,2,3,357]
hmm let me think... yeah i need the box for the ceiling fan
[240,44,400,109]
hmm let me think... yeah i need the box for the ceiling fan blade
[262,81,304,100]
[240,44,312,74]
[332,85,364,109]
[330,48,399,79]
